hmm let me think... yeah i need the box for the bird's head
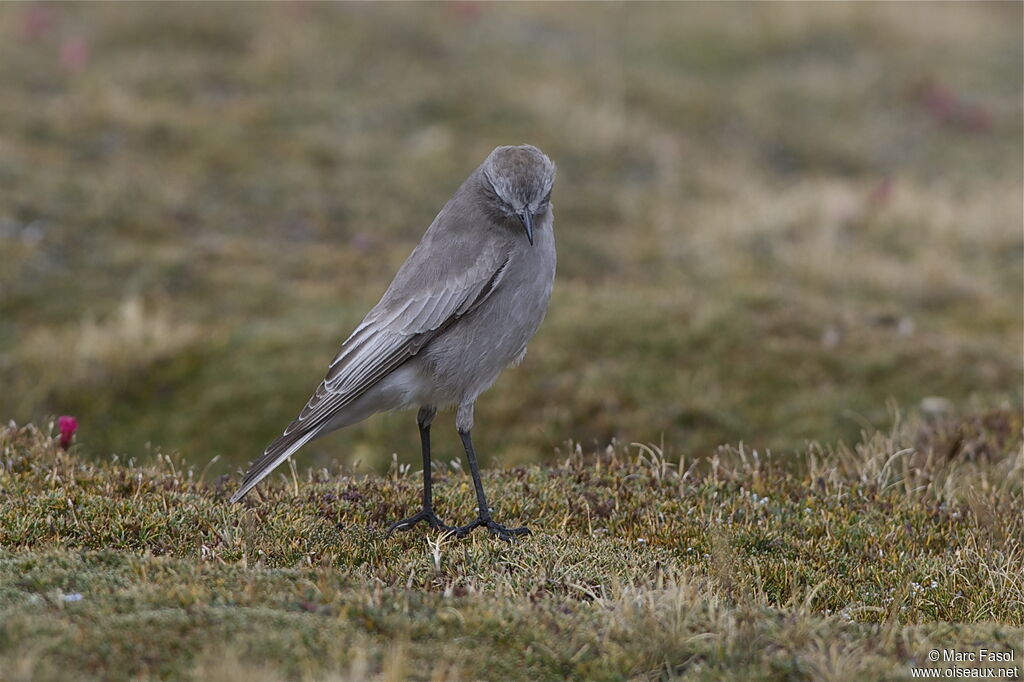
[480,145,555,246]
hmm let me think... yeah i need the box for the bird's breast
[418,218,555,403]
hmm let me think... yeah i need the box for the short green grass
[1,412,1021,680]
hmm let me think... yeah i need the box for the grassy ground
[0,3,1020,474]
[1,412,1021,681]
[1,4,1021,680]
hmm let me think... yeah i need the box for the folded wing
[230,243,510,502]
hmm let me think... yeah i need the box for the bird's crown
[482,145,555,211]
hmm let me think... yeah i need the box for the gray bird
[230,144,556,540]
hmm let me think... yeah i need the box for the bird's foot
[385,508,453,536]
[453,516,531,542]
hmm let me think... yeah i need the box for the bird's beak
[517,210,534,246]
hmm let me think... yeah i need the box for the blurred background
[0,2,1020,475]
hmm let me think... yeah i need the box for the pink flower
[59,36,90,72]
[58,416,78,450]
[21,5,59,42]
[916,78,993,134]
[448,1,482,24]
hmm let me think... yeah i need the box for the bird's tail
[229,428,319,503]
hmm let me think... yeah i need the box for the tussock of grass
[1,413,1020,680]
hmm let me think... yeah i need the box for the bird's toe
[385,508,452,537]
[485,521,531,542]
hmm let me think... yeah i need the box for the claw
[385,508,453,537]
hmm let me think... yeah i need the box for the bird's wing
[231,242,510,502]
[288,250,510,437]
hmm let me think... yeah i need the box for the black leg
[386,407,452,536]
[420,410,434,509]
[452,428,530,541]
[462,428,491,520]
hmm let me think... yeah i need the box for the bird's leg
[386,406,452,536]
[452,405,530,541]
